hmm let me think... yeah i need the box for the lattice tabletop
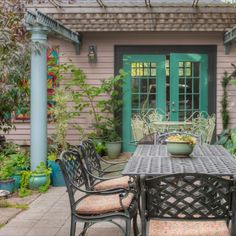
[122,145,236,176]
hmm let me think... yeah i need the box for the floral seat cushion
[149,220,229,236]
[76,193,133,215]
[93,176,129,191]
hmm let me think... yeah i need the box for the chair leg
[133,213,139,236]
[125,219,131,236]
[70,215,76,236]
[82,222,89,236]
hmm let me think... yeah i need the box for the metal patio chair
[141,173,236,236]
[57,149,139,236]
[77,139,131,192]
[137,132,160,145]
[155,131,202,145]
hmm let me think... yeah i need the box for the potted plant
[47,152,65,186]
[105,131,122,159]
[98,70,125,159]
[0,154,16,193]
[19,162,51,196]
[10,152,30,190]
[0,142,30,190]
[28,162,51,192]
[166,134,197,157]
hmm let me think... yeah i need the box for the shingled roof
[26,0,236,32]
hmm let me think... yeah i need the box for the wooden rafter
[96,0,106,7]
[145,0,151,7]
[49,0,62,8]
[192,0,200,7]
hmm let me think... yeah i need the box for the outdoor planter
[28,173,47,190]
[106,141,121,159]
[48,160,65,187]
[166,141,194,157]
[0,178,15,193]
[12,173,21,190]
[166,134,196,157]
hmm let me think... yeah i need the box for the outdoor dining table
[122,144,236,235]
[122,144,236,176]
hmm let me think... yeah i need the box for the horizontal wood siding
[3,32,236,145]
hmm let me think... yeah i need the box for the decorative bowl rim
[166,140,195,145]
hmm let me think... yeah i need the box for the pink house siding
[4,32,236,145]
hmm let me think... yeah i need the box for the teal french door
[170,53,208,121]
[122,53,208,152]
[122,55,166,151]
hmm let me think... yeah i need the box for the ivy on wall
[220,64,236,129]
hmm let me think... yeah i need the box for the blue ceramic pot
[29,174,47,190]
[47,160,65,187]
[0,178,15,193]
[12,173,21,189]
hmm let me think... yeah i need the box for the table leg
[140,175,146,236]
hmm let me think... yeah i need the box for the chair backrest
[189,112,216,144]
[81,139,102,183]
[137,132,159,145]
[142,173,233,221]
[155,131,202,145]
[56,149,90,208]
[131,114,150,142]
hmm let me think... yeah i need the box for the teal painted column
[29,26,48,170]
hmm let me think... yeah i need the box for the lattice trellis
[145,173,233,220]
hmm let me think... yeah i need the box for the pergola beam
[224,26,236,54]
[25,10,81,54]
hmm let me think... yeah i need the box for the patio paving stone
[0,187,136,236]
[5,219,38,228]
[25,227,61,236]
[0,227,31,236]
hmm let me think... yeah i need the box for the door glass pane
[132,93,139,109]
[131,61,157,115]
[177,61,201,121]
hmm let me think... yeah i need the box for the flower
[166,134,197,145]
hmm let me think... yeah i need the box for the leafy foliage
[19,162,51,197]
[216,128,236,158]
[70,67,125,140]
[0,148,29,180]
[49,63,81,153]
[220,64,236,130]
[0,3,31,132]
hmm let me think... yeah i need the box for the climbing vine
[220,64,236,129]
